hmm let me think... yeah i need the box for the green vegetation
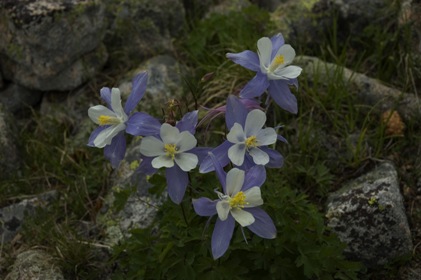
[1,1,419,279]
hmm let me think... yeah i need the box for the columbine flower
[226,33,302,114]
[140,123,198,171]
[88,72,160,168]
[227,109,277,166]
[193,154,276,259]
[138,111,207,204]
[200,95,285,173]
[88,72,161,168]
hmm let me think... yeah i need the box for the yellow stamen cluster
[269,55,285,72]
[98,115,121,125]
[274,55,285,65]
[245,135,258,149]
[229,191,247,208]
[164,143,177,160]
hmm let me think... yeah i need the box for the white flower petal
[228,143,246,166]
[93,123,126,148]
[176,131,197,152]
[111,88,128,121]
[272,65,302,80]
[139,136,165,157]
[230,208,255,227]
[257,37,272,73]
[227,123,246,144]
[151,155,174,169]
[174,153,198,172]
[216,201,230,221]
[160,123,180,144]
[226,168,245,196]
[88,105,116,124]
[249,147,270,165]
[244,109,266,136]
[274,44,296,65]
[255,128,277,146]
[244,187,263,207]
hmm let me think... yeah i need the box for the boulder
[326,162,413,267]
[5,249,64,280]
[105,0,185,64]
[118,55,186,113]
[0,0,108,91]
[0,191,58,243]
[0,83,42,113]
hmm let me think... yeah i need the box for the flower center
[164,143,177,160]
[269,55,285,72]
[229,191,247,208]
[245,135,258,149]
[98,115,122,125]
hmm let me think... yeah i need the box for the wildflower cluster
[88,34,302,259]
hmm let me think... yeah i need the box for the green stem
[180,203,189,226]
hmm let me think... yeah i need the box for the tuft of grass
[0,96,112,278]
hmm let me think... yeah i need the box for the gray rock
[0,103,21,178]
[0,0,107,91]
[105,0,185,63]
[296,56,421,121]
[0,83,42,113]
[0,191,58,243]
[97,139,165,246]
[5,249,64,280]
[36,84,100,164]
[271,0,316,41]
[118,55,186,114]
[326,162,413,267]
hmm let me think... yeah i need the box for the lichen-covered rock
[0,83,42,113]
[0,0,107,91]
[5,249,64,280]
[271,0,317,40]
[118,55,186,114]
[97,139,164,246]
[326,162,413,267]
[0,103,21,178]
[0,191,58,243]
[105,0,185,64]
